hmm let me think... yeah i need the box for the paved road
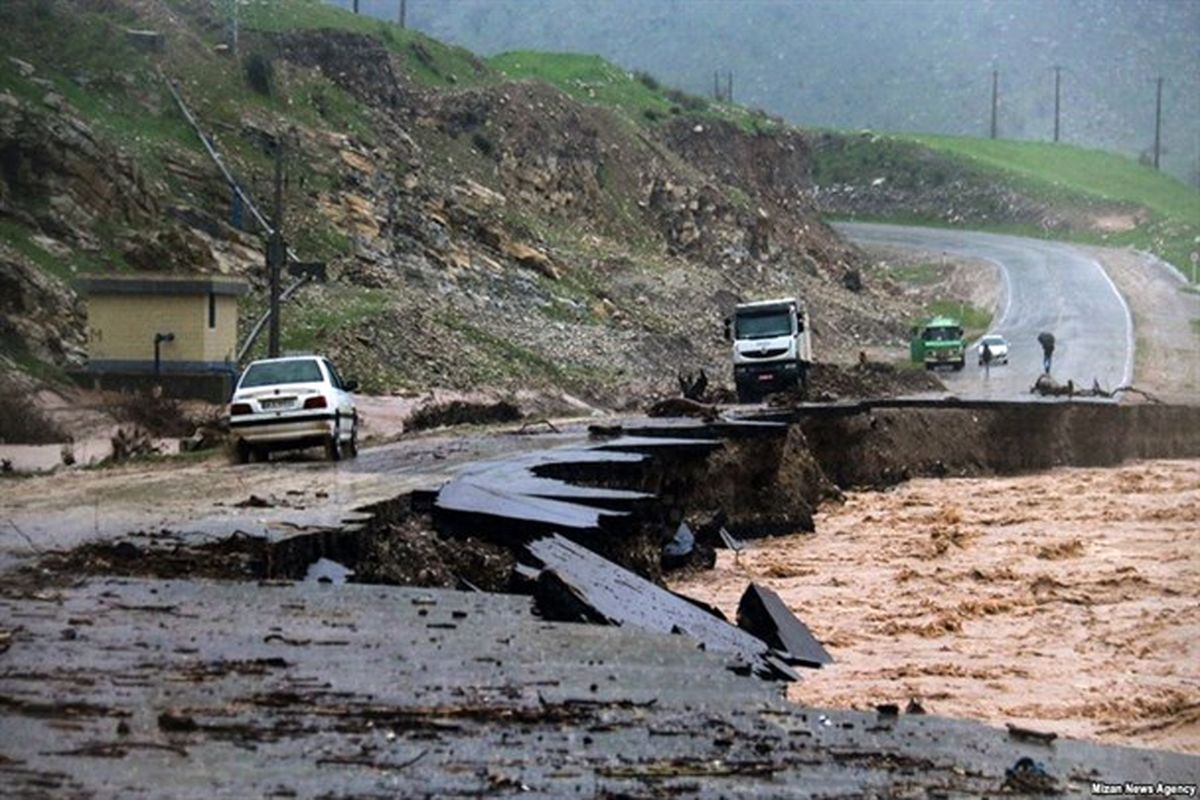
[837,223,1134,399]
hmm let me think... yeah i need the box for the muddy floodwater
[673,458,1200,754]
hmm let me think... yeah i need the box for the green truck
[910,316,966,370]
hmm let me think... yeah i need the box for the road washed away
[673,458,1200,754]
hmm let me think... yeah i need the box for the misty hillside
[343,0,1200,186]
[0,0,914,400]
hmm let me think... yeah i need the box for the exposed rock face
[0,95,156,246]
[269,30,429,117]
[658,118,813,207]
[0,247,85,365]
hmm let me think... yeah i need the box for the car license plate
[261,398,293,410]
[757,374,773,382]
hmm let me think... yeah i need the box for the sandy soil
[1087,247,1200,403]
[672,459,1200,754]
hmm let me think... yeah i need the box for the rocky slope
[0,0,924,404]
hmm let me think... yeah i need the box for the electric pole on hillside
[990,69,998,139]
[267,138,286,359]
[1153,76,1163,170]
[726,70,733,104]
[714,70,720,100]
[1052,65,1063,142]
[352,0,359,14]
[399,0,407,28]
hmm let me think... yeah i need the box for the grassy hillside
[488,51,779,132]
[815,131,1200,277]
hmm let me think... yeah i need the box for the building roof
[76,273,250,297]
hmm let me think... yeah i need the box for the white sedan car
[229,356,358,463]
[977,334,1010,366]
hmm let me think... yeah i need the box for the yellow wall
[87,293,239,364]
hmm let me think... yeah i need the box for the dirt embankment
[801,403,1200,488]
[672,458,1200,754]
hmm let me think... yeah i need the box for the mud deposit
[672,458,1200,754]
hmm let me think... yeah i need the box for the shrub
[244,52,275,97]
[0,394,66,444]
[664,88,708,112]
[111,390,195,438]
[634,71,661,91]
[471,132,495,157]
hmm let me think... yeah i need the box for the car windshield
[982,336,1005,346]
[924,326,962,342]
[736,310,792,340]
[239,359,323,388]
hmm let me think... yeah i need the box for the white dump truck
[724,297,813,403]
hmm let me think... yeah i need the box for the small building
[75,273,250,402]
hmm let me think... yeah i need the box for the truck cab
[911,316,966,370]
[726,297,813,403]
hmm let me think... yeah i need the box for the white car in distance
[229,356,359,463]
[977,334,1010,366]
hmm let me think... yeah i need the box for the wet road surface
[837,222,1134,399]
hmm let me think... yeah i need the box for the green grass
[819,130,1200,277]
[877,261,946,286]
[907,135,1199,222]
[283,287,392,353]
[487,51,778,133]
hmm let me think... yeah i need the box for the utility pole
[228,0,239,55]
[990,69,998,139]
[1153,76,1163,170]
[267,138,285,359]
[726,70,733,104]
[352,0,359,14]
[714,70,720,100]
[399,0,407,28]
[1052,65,1062,143]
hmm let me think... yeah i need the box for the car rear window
[239,360,324,388]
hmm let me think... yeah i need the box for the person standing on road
[1038,332,1055,375]
[981,341,993,378]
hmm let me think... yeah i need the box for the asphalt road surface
[837,222,1134,399]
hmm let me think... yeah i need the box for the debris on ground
[1003,757,1059,794]
[677,369,709,401]
[1007,723,1058,745]
[770,361,944,405]
[1030,374,1162,403]
[234,494,275,508]
[513,419,560,435]
[646,396,720,420]
[406,399,522,432]
[109,427,160,461]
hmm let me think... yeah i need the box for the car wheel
[325,433,343,462]
[346,418,359,458]
[235,439,252,464]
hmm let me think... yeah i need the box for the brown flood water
[672,459,1200,754]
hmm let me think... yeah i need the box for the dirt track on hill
[672,458,1200,754]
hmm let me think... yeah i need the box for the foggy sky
[331,0,1200,183]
